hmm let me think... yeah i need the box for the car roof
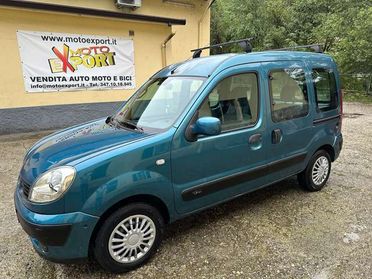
[152,51,335,78]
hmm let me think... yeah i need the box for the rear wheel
[298,150,331,191]
[93,203,164,273]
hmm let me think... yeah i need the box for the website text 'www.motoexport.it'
[40,35,117,45]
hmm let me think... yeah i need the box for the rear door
[171,63,269,215]
[261,60,313,183]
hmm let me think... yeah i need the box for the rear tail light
[338,89,343,132]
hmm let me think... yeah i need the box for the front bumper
[16,210,72,246]
[14,190,99,262]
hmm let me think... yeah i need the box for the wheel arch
[88,194,170,258]
[315,144,335,161]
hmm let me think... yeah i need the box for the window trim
[195,71,261,136]
[312,68,338,112]
[268,68,310,123]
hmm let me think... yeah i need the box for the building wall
[0,0,210,110]
[0,0,210,134]
[0,7,172,109]
[30,0,211,65]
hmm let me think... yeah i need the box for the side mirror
[192,117,221,136]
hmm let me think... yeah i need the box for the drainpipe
[161,32,176,67]
[197,0,216,48]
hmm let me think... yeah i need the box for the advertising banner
[17,30,135,92]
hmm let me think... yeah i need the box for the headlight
[29,166,76,203]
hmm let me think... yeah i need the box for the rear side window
[312,68,338,111]
[269,68,309,122]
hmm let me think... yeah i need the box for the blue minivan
[15,49,343,273]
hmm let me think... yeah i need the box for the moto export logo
[48,43,117,73]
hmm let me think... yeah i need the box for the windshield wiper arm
[118,120,144,132]
[107,116,144,132]
[105,116,112,124]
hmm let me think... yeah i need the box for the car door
[261,60,313,183]
[171,63,269,215]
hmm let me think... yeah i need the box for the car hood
[20,118,150,183]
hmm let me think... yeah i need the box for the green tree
[210,0,372,93]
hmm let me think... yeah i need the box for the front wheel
[93,203,164,273]
[298,150,331,191]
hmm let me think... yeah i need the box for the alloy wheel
[108,214,156,263]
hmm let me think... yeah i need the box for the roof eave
[0,0,186,25]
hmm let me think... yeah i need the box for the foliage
[210,0,372,95]
[343,91,372,104]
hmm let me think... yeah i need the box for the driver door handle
[248,133,262,144]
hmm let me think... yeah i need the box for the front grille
[19,178,31,198]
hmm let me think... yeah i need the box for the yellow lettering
[82,55,95,68]
[94,54,108,67]
[69,56,83,70]
[106,52,116,66]
[69,49,82,56]
[48,58,63,73]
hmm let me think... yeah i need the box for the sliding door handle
[272,129,282,144]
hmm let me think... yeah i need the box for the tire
[298,150,331,192]
[93,203,164,273]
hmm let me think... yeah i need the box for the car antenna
[191,37,255,58]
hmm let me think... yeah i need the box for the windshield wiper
[107,115,144,132]
[105,116,112,124]
[118,120,144,132]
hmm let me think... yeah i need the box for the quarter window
[312,68,338,111]
[269,68,309,122]
[199,73,259,132]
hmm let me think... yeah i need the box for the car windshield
[113,76,205,132]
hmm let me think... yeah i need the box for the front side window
[269,68,309,122]
[113,77,205,131]
[312,68,338,111]
[199,73,259,132]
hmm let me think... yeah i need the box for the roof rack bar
[191,37,254,58]
[272,44,323,53]
[191,38,254,52]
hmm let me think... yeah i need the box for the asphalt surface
[0,103,371,279]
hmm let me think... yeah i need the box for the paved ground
[0,103,371,279]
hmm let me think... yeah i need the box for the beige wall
[0,0,210,109]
